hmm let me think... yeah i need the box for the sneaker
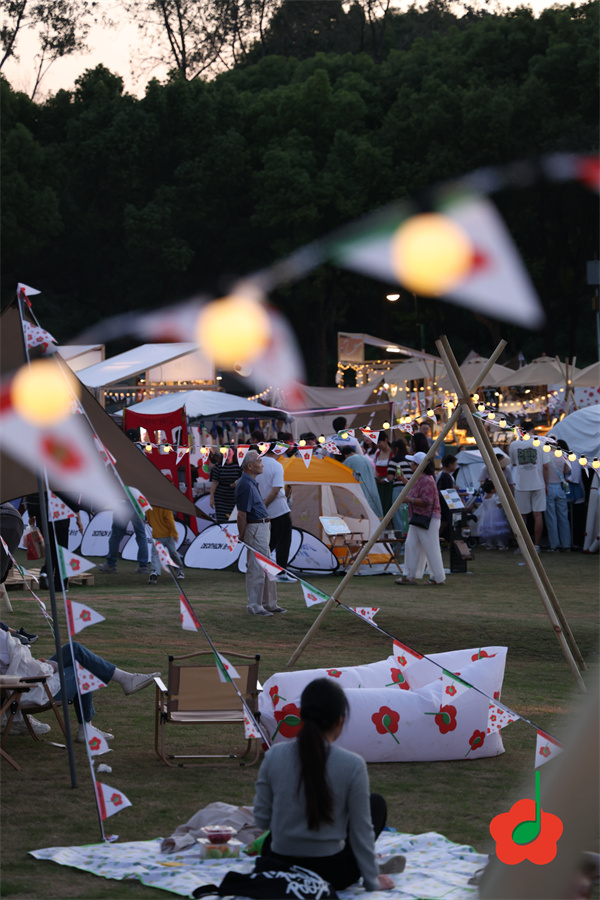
[18,627,39,644]
[176,570,185,580]
[134,565,148,574]
[271,607,287,614]
[148,574,158,584]
[275,573,296,583]
[76,725,115,743]
[248,608,273,617]
[534,545,541,554]
[6,715,51,736]
[120,671,161,696]
[379,854,407,875]
[98,563,118,574]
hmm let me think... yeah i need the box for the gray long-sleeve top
[253,741,380,891]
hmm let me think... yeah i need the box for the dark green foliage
[1,2,598,379]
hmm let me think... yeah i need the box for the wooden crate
[4,567,40,591]
[68,573,95,587]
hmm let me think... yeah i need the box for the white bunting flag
[244,712,262,740]
[0,377,124,513]
[48,492,76,521]
[271,443,288,457]
[300,447,313,468]
[93,434,117,467]
[76,662,107,694]
[438,668,471,701]
[323,440,341,455]
[18,283,41,297]
[392,639,424,676]
[215,652,241,683]
[180,593,200,632]
[487,702,520,735]
[254,551,283,581]
[23,322,56,353]
[66,599,105,635]
[360,429,380,444]
[236,445,250,466]
[222,528,238,552]
[95,782,132,820]
[175,447,189,465]
[125,486,152,519]
[200,447,210,462]
[535,729,564,768]
[57,546,95,582]
[83,723,112,756]
[351,606,379,622]
[155,540,176,571]
[300,581,330,607]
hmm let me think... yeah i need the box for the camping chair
[1,675,67,770]
[155,650,261,767]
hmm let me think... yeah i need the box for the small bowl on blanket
[200,825,237,845]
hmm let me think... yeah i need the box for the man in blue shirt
[235,450,286,617]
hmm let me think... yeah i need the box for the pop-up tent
[280,456,390,565]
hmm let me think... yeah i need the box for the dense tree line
[1,1,598,382]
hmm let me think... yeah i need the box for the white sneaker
[76,725,115,743]
[248,608,273,617]
[6,715,51,736]
[120,671,161,695]
[275,573,296,583]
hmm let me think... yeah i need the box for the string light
[579,456,588,466]
[532,437,540,447]
[554,449,563,457]
[568,452,577,462]
[477,403,485,412]
[298,439,306,447]
[382,421,390,429]
[318,435,326,444]
[341,432,349,439]
[543,444,552,453]
[426,409,434,416]
[522,433,531,441]
[593,459,600,469]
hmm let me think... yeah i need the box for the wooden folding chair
[154,650,261,767]
[1,675,67,770]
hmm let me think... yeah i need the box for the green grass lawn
[1,547,598,899]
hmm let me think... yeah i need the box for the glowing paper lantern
[11,360,77,426]
[196,294,271,368]
[391,213,473,296]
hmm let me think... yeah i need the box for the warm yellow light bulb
[318,435,325,444]
[472,393,479,402]
[579,456,587,466]
[477,403,485,412]
[427,409,434,416]
[522,433,531,441]
[532,438,541,447]
[11,360,77,426]
[196,293,271,368]
[488,412,496,420]
[220,446,228,455]
[298,439,306,447]
[499,418,507,428]
[258,442,269,454]
[568,452,576,462]
[341,432,348,439]
[391,213,473,296]
[543,443,551,453]
[554,449,562,458]
[592,459,600,469]
[382,421,390,430]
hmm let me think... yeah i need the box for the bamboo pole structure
[286,339,507,668]
[437,335,586,691]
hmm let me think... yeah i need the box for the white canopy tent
[548,406,600,460]
[572,361,600,388]
[121,389,292,423]
[59,344,105,372]
[287,383,389,439]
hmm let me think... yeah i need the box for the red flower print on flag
[80,611,91,621]
[89,737,101,752]
[397,655,407,667]
[539,746,551,759]
[69,559,81,571]
[471,649,496,662]
[327,669,342,678]
[110,793,123,807]
[41,436,83,471]
[372,706,400,744]
[272,703,302,740]
[466,729,486,756]
[386,668,410,690]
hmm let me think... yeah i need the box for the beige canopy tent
[572,361,600,387]
[436,356,515,391]
[499,356,580,387]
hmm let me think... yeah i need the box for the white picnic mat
[31,831,487,898]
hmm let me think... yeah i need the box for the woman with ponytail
[253,679,398,891]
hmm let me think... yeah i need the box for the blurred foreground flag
[327,192,544,329]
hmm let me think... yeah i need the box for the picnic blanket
[31,830,487,898]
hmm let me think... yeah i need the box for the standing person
[374,433,393,515]
[544,440,572,552]
[388,438,412,534]
[99,499,149,575]
[339,445,383,519]
[395,451,446,586]
[256,444,295,583]
[419,421,434,448]
[331,416,363,455]
[209,448,241,523]
[436,454,457,542]
[145,505,185,584]
[509,421,549,552]
[235,451,286,617]
[477,479,511,550]
[253,678,398,892]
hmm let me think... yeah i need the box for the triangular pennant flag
[124,486,152,520]
[244,711,262,740]
[300,447,313,468]
[215,652,241,683]
[360,428,380,444]
[48,491,76,521]
[487,702,519,735]
[351,607,379,622]
[328,192,544,329]
[257,442,270,456]
[535,729,564,768]
[23,321,56,353]
[222,527,238,552]
[82,723,112,756]
[323,440,341,455]
[200,446,211,461]
[271,443,287,457]
[236,444,250,466]
[95,782,132,820]
[175,447,189,465]
[155,540,176,571]
[300,581,330,607]
[180,593,200,631]
[392,640,424,672]
[17,283,41,297]
[254,551,283,581]
[76,662,107,694]
[66,599,106,635]
[438,668,471,700]
[93,433,117,467]
[57,546,96,582]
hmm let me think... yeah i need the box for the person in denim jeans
[544,440,572,551]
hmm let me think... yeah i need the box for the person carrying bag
[396,452,446,586]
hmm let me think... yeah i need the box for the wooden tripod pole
[437,336,586,691]
[286,339,507,668]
